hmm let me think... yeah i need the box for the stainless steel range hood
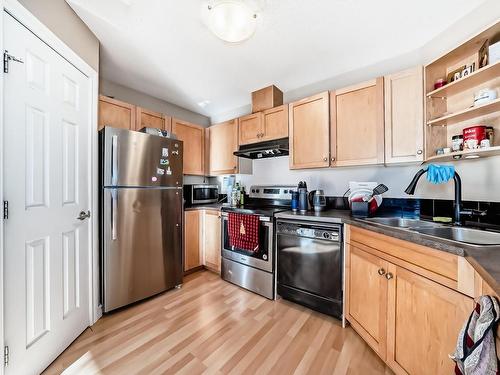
[233,138,289,159]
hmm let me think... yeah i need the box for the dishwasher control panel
[277,221,341,242]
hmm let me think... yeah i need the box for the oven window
[223,219,269,260]
[193,187,217,201]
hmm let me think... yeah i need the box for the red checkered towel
[228,213,259,252]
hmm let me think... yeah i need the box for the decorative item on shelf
[436,148,445,155]
[487,126,495,144]
[463,125,487,150]
[461,63,475,78]
[447,66,466,83]
[434,78,447,90]
[452,135,464,152]
[479,40,489,68]
[443,147,451,154]
[474,88,497,106]
[489,39,500,65]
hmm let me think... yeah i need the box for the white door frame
[0,1,100,372]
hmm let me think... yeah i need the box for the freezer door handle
[111,189,117,240]
[111,134,118,185]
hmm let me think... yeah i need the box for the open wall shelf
[424,20,500,162]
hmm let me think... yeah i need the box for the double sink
[364,217,500,247]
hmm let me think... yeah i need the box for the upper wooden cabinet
[172,118,205,176]
[135,106,171,132]
[262,104,288,141]
[208,119,239,175]
[238,105,289,145]
[238,112,264,145]
[98,95,136,130]
[289,92,330,169]
[384,67,424,164]
[332,78,385,167]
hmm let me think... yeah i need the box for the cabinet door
[209,119,239,175]
[346,244,389,358]
[333,78,385,166]
[135,106,165,131]
[384,67,424,164]
[184,210,202,271]
[239,112,264,145]
[262,104,288,141]
[98,95,135,130]
[172,119,205,175]
[203,210,221,273]
[289,92,330,169]
[386,265,473,375]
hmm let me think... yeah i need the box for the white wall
[224,156,500,202]
[212,0,500,202]
[100,79,210,127]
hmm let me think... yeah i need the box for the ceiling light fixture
[206,0,259,43]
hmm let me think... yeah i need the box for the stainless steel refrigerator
[100,127,183,312]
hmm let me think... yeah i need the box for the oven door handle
[220,212,271,222]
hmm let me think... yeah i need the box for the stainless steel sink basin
[415,227,500,246]
[365,217,442,229]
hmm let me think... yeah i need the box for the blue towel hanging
[426,164,455,184]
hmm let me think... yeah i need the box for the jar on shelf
[451,135,464,152]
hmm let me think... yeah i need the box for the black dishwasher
[276,219,343,319]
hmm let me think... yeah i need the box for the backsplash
[325,196,500,229]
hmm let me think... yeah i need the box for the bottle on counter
[240,185,245,205]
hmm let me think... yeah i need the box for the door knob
[77,210,91,221]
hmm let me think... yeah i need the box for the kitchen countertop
[275,209,500,296]
[184,203,225,211]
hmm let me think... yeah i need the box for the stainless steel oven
[183,184,219,205]
[276,219,343,318]
[221,212,275,299]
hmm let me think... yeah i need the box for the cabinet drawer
[348,226,458,286]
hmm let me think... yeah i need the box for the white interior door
[3,11,91,375]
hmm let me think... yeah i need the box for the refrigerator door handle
[111,189,117,240]
[111,134,118,186]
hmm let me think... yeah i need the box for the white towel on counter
[450,295,500,375]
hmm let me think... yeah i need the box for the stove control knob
[323,232,330,239]
[252,189,255,193]
[256,189,260,193]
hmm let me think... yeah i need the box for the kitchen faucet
[404,169,486,225]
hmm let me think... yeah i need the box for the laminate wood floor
[43,270,392,375]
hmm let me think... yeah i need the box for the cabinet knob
[331,157,336,162]
[385,272,394,280]
[323,157,328,162]
[377,268,386,276]
[417,149,423,155]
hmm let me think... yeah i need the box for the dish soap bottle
[240,185,245,206]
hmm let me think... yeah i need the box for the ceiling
[68,0,487,120]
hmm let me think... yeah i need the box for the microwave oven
[183,184,219,205]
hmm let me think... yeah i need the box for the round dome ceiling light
[206,0,258,43]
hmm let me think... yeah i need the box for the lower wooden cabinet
[202,210,221,273]
[184,210,202,271]
[347,245,389,358]
[346,226,475,375]
[386,265,472,375]
[183,209,221,273]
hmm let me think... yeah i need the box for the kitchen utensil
[309,190,326,212]
[362,184,389,201]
